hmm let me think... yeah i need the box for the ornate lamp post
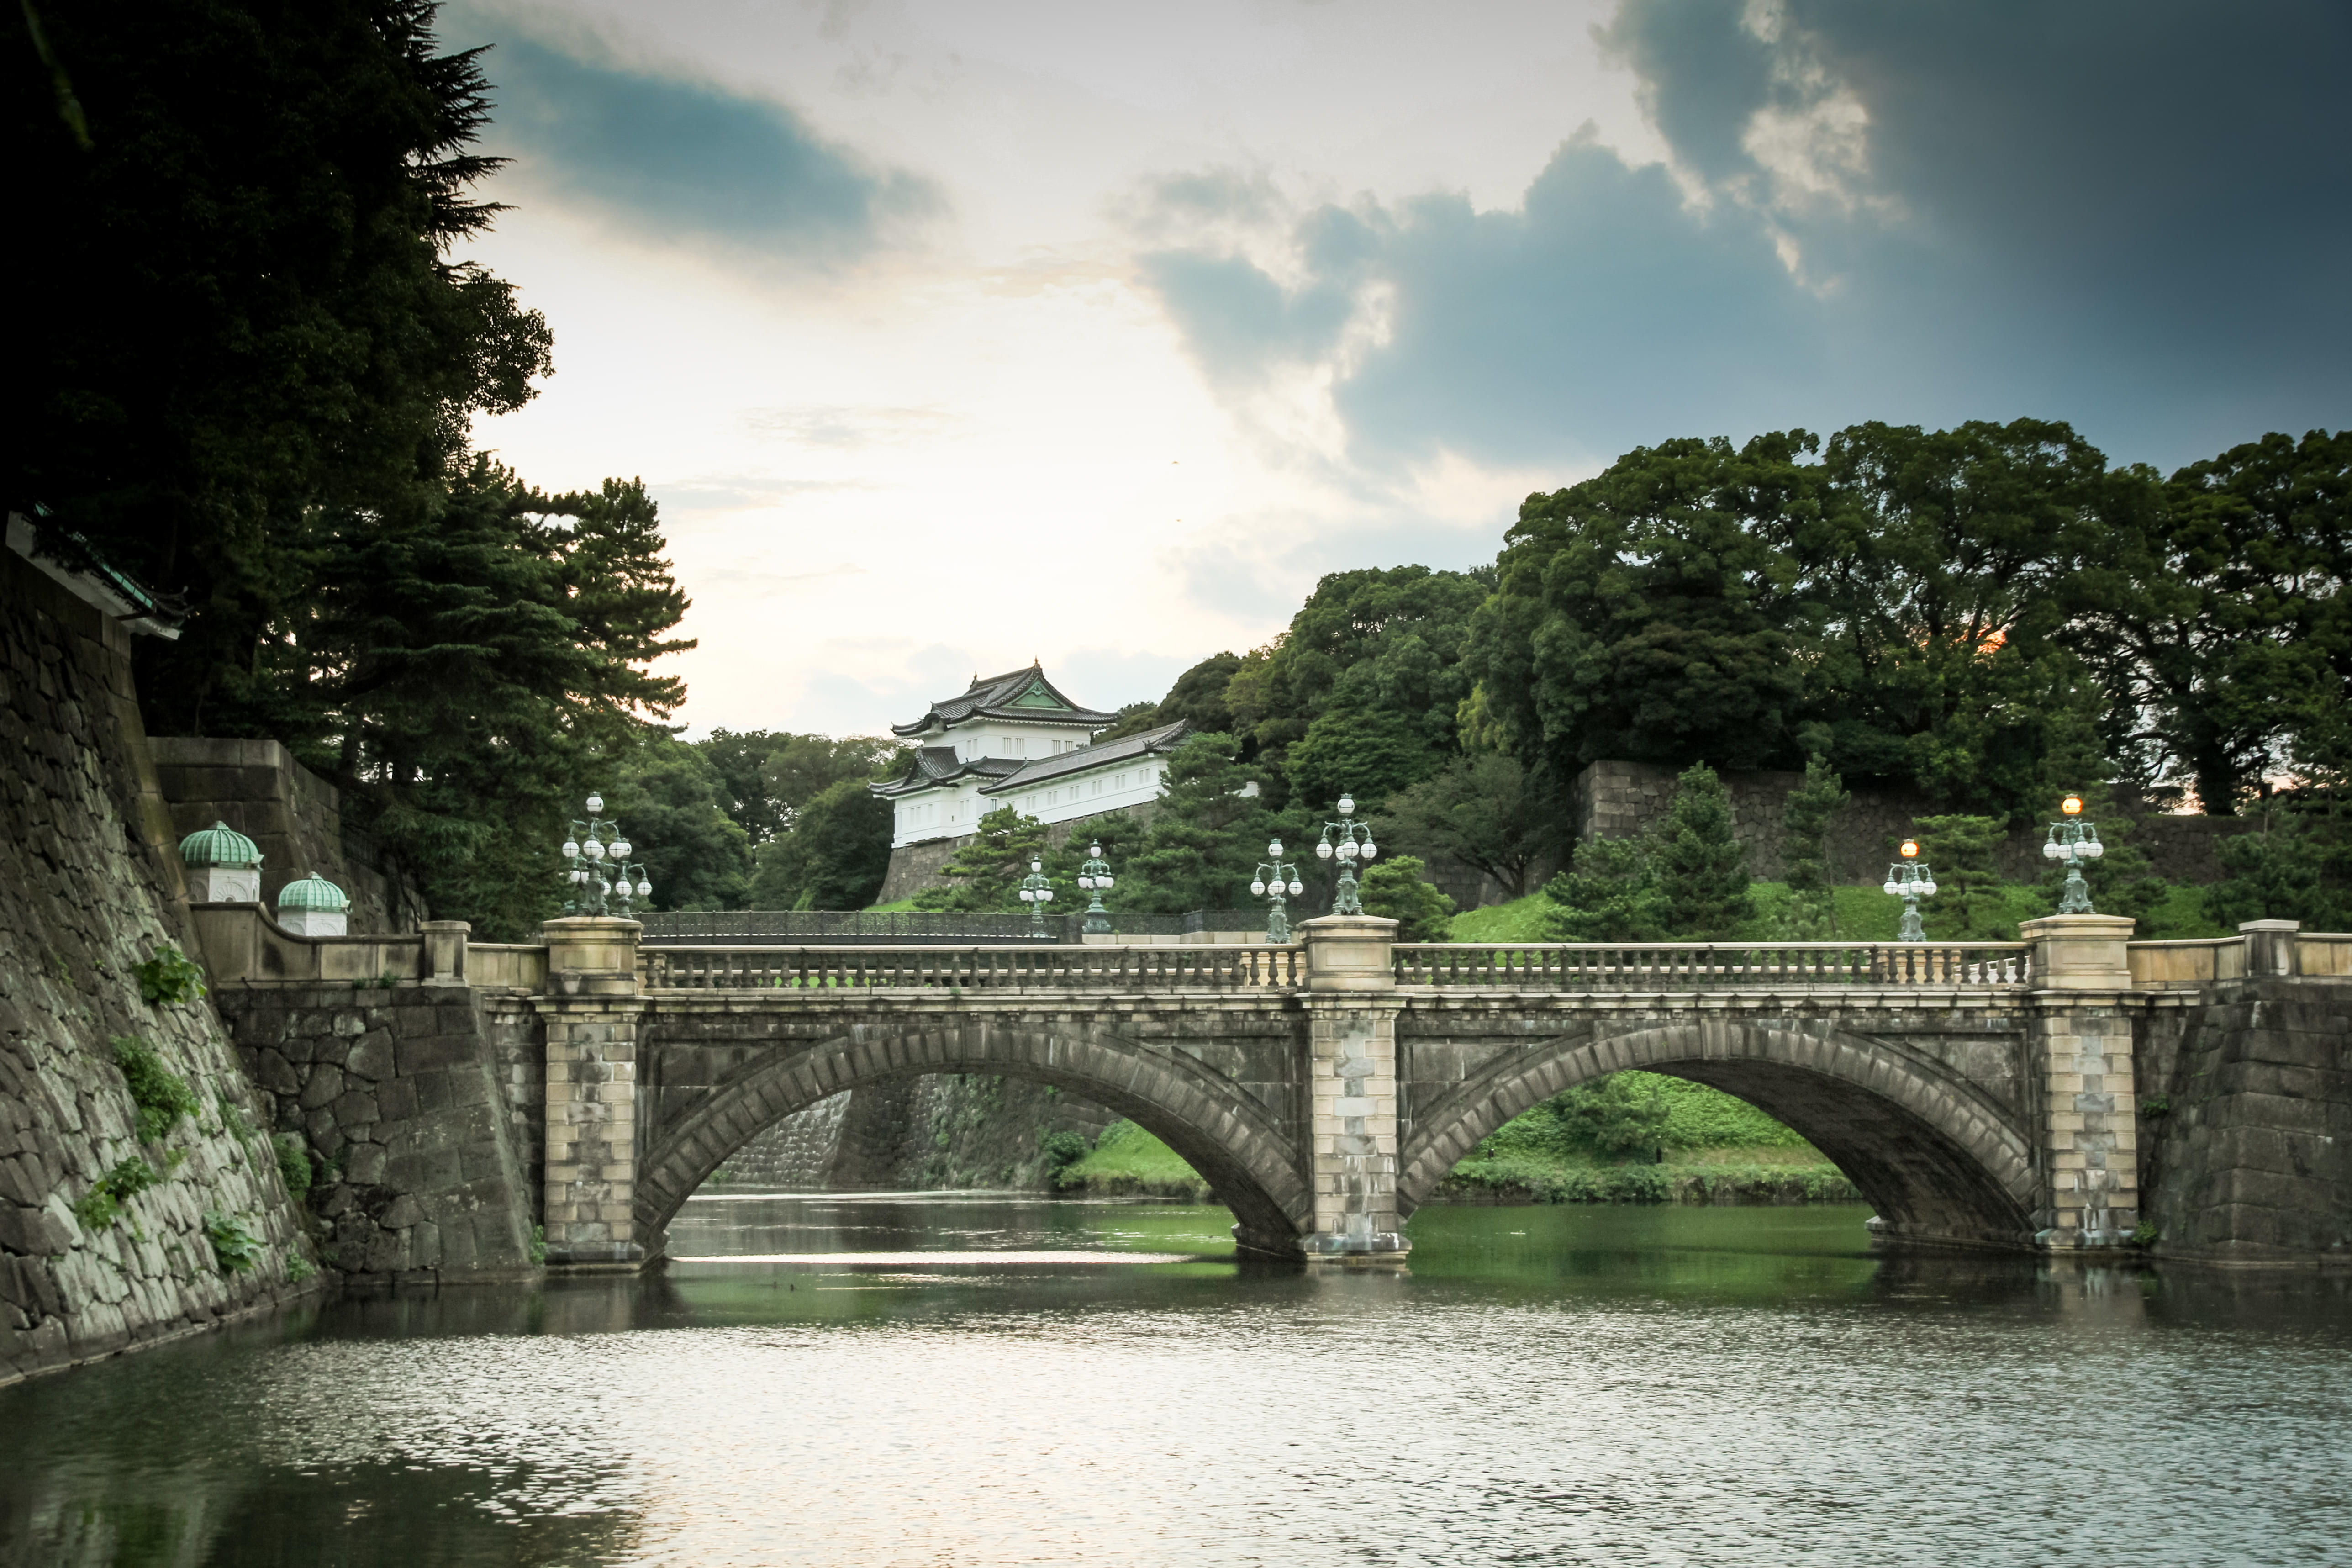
[1882,836,1937,942]
[1314,791,1379,916]
[2043,792,2105,914]
[561,791,651,918]
[1016,855,1055,939]
[1076,842,1115,937]
[1250,838,1304,942]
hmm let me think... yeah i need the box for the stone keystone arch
[634,1019,1314,1257]
[1399,1019,2038,1249]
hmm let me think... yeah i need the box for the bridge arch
[634,1019,1313,1257]
[1399,1019,2037,1249]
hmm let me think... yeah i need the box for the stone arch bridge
[490,913,2165,1267]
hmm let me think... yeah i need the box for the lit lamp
[1315,791,1378,916]
[1883,837,1937,943]
[1076,842,1115,937]
[560,792,651,917]
[1250,838,1305,943]
[2043,792,2104,914]
[1017,855,1055,939]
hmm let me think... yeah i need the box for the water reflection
[1,1196,2346,1567]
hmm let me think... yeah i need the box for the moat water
[4,1198,2348,1566]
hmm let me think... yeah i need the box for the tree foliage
[1911,815,2010,939]
[913,808,1052,913]
[1116,734,1285,913]
[1777,756,1849,938]
[1381,751,1555,900]
[1357,855,1457,942]
[752,777,895,911]
[1223,566,1491,805]
[604,733,750,912]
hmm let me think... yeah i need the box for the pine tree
[1119,734,1283,913]
[915,808,1052,913]
[1777,755,1849,938]
[1542,837,1668,941]
[1651,764,1753,939]
[1358,855,1458,941]
[1912,814,2009,938]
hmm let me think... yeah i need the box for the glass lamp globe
[1287,880,1303,896]
[611,838,632,859]
[1267,839,1283,858]
[585,793,604,813]
[1039,889,1053,903]
[561,839,580,859]
[1251,880,1267,897]
[1019,888,1034,902]
[1337,794,1355,816]
[1101,875,1114,888]
[1337,840,1358,861]
[1360,839,1378,860]
[1030,859,1043,873]
[2062,794,2084,816]
[2042,839,2061,859]
[1316,840,1333,860]
[1078,875,1094,890]
[2085,839,2104,859]
[1923,880,1938,896]
[1089,843,1103,858]
[584,839,606,860]
[1883,879,1900,896]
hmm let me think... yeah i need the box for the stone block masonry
[2,547,316,1386]
[211,983,539,1282]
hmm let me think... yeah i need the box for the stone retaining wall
[1571,758,2251,886]
[1,548,316,1385]
[213,983,539,1282]
[2139,978,2352,1264]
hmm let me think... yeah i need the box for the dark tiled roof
[891,662,1119,737]
[980,721,1190,795]
[869,747,1024,799]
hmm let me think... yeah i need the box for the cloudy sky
[439,0,2352,739]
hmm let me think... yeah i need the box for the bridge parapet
[639,943,1304,992]
[1392,940,2031,989]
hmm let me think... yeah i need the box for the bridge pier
[2024,915,2141,1249]
[536,918,650,1270]
[1295,917,1411,1267]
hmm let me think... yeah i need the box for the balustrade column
[536,916,649,1268]
[2021,914,2140,1248]
[1295,915,1410,1266]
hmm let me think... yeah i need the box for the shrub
[274,1134,314,1200]
[132,945,207,1005]
[112,1035,201,1144]
[1037,1129,1089,1172]
[1358,855,1458,941]
[204,1211,264,1273]
[74,1156,160,1232]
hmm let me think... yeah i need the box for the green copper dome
[179,821,261,869]
[277,872,348,913]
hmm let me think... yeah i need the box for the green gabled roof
[891,661,1118,736]
[179,820,261,868]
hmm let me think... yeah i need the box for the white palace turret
[870,661,1190,848]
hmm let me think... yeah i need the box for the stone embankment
[211,984,538,1281]
[2,549,316,1385]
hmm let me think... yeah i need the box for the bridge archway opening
[1401,1023,2037,1251]
[635,1021,1312,1259]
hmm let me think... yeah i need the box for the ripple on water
[0,1200,2346,1567]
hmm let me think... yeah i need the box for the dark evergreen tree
[914,808,1053,913]
[753,778,895,911]
[1650,765,1752,939]
[1358,856,1457,941]
[1381,751,1554,900]
[1542,838,1668,942]
[1777,755,1849,938]
[1911,815,2010,939]
[1118,734,1284,913]
[606,733,752,912]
